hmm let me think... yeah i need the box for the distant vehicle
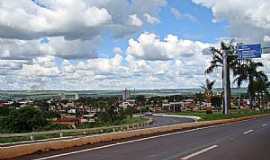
[144,112,153,116]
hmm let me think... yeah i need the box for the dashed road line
[180,145,219,160]
[243,130,254,135]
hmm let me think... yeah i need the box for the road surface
[16,116,270,160]
[148,115,195,127]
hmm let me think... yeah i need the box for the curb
[0,114,269,160]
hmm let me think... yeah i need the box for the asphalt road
[16,116,270,160]
[148,115,195,127]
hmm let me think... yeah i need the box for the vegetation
[234,60,269,108]
[206,40,270,111]
[205,41,238,110]
[0,107,48,133]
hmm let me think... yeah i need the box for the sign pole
[223,50,229,115]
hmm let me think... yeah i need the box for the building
[122,88,130,101]
[162,102,183,112]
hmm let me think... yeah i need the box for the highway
[17,116,270,160]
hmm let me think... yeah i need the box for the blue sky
[98,0,228,58]
[0,0,269,90]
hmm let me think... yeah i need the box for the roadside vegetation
[0,105,145,134]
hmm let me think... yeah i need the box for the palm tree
[201,79,215,94]
[201,79,216,103]
[234,60,268,108]
[205,41,238,112]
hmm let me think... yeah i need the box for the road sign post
[223,50,229,115]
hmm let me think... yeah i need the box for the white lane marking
[262,124,268,127]
[180,145,219,160]
[32,126,220,160]
[243,130,254,135]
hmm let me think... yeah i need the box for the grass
[170,109,270,121]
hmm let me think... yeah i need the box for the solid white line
[32,126,219,160]
[180,145,219,160]
[243,129,254,135]
[262,124,268,127]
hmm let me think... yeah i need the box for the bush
[0,107,48,133]
[39,124,71,131]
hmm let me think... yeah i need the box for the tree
[253,79,270,108]
[194,93,205,110]
[201,79,216,108]
[201,79,215,95]
[205,41,238,112]
[234,60,268,108]
[0,107,48,133]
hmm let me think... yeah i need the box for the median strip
[180,145,219,160]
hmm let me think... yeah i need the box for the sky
[1,0,270,90]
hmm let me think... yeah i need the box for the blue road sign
[237,44,262,59]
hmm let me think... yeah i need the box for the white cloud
[0,36,99,60]
[0,0,167,40]
[0,32,215,90]
[126,32,210,61]
[170,7,197,22]
[192,0,270,42]
[128,14,143,27]
[144,13,160,24]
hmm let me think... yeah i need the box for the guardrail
[0,118,153,146]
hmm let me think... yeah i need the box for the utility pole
[223,50,229,115]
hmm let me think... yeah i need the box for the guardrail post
[60,132,63,137]
[30,135,34,141]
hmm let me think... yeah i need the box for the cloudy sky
[1,0,270,90]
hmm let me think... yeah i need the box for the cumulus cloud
[0,36,99,60]
[126,32,210,61]
[0,0,166,40]
[192,0,270,42]
[0,33,213,90]
[128,14,143,27]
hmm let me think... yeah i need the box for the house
[53,117,80,128]
[0,101,9,108]
[119,99,136,109]
[162,102,183,112]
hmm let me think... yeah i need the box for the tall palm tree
[205,41,238,111]
[234,60,268,108]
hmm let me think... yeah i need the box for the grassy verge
[0,117,149,144]
[169,109,270,121]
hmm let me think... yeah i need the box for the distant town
[0,88,268,132]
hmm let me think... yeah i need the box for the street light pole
[223,50,229,115]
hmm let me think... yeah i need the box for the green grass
[0,136,30,144]
[170,110,270,121]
